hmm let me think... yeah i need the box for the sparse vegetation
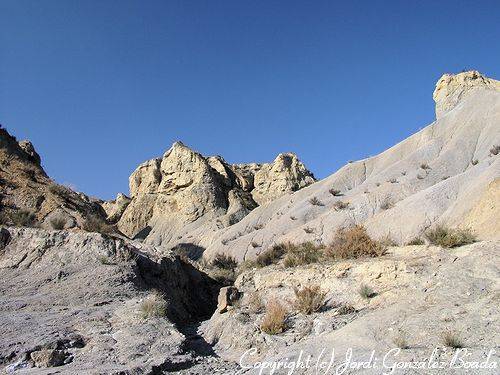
[328,188,342,196]
[140,292,168,319]
[10,209,36,227]
[290,216,297,221]
[375,182,381,187]
[337,303,356,315]
[333,201,349,211]
[380,198,394,210]
[388,178,398,184]
[309,197,324,206]
[416,174,425,180]
[260,300,288,334]
[251,241,259,248]
[420,163,431,170]
[325,225,386,259]
[303,226,314,234]
[358,284,376,299]
[50,216,66,230]
[82,216,114,235]
[255,243,288,267]
[253,223,264,230]
[283,242,322,267]
[425,225,476,248]
[441,330,463,348]
[471,159,478,165]
[407,237,425,246]
[393,330,409,349]
[247,292,264,314]
[48,183,70,197]
[401,171,407,176]
[97,255,114,265]
[490,145,500,156]
[211,253,238,270]
[293,285,326,315]
[442,176,450,180]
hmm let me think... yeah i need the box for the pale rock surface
[201,241,500,374]
[200,71,500,261]
[101,193,131,223]
[0,227,221,373]
[433,70,500,119]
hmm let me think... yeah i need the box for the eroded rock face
[0,128,107,229]
[101,193,131,223]
[433,70,500,119]
[0,227,220,373]
[116,142,315,244]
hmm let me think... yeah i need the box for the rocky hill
[199,71,500,261]
[0,127,107,230]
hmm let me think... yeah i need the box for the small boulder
[217,286,240,313]
[30,349,66,368]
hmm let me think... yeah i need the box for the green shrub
[255,243,287,267]
[82,216,114,235]
[50,216,66,230]
[425,225,476,248]
[10,209,36,227]
[309,197,324,206]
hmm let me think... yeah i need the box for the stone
[217,286,240,313]
[18,140,41,165]
[30,349,66,368]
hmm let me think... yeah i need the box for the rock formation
[113,141,315,250]
[0,127,107,229]
[433,70,500,119]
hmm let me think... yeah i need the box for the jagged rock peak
[433,70,500,119]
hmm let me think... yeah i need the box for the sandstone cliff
[113,142,315,250]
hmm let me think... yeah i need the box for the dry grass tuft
[328,188,342,196]
[333,201,350,211]
[337,303,356,315]
[283,242,322,267]
[441,330,463,348]
[325,225,386,259]
[211,253,238,270]
[82,216,115,235]
[293,285,326,315]
[425,225,476,248]
[260,300,288,334]
[358,284,376,299]
[420,163,431,170]
[255,243,288,267]
[406,237,425,246]
[50,216,66,230]
[140,292,168,319]
[393,329,409,349]
[9,209,36,227]
[309,197,324,206]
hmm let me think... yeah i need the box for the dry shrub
[260,300,288,335]
[293,285,326,315]
[283,242,321,268]
[211,253,238,270]
[48,183,69,196]
[441,330,463,348]
[325,225,385,259]
[425,225,476,248]
[303,227,314,234]
[420,163,431,170]
[490,145,500,156]
[50,216,66,230]
[255,243,287,267]
[309,197,324,206]
[82,216,114,235]
[471,159,479,165]
[358,284,376,299]
[247,292,264,314]
[140,292,168,319]
[329,188,342,196]
[393,329,409,349]
[380,198,394,210]
[337,303,356,315]
[253,223,264,230]
[10,209,36,227]
[333,201,349,211]
[407,237,425,246]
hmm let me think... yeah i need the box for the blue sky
[1,1,500,200]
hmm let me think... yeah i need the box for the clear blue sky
[1,1,499,200]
